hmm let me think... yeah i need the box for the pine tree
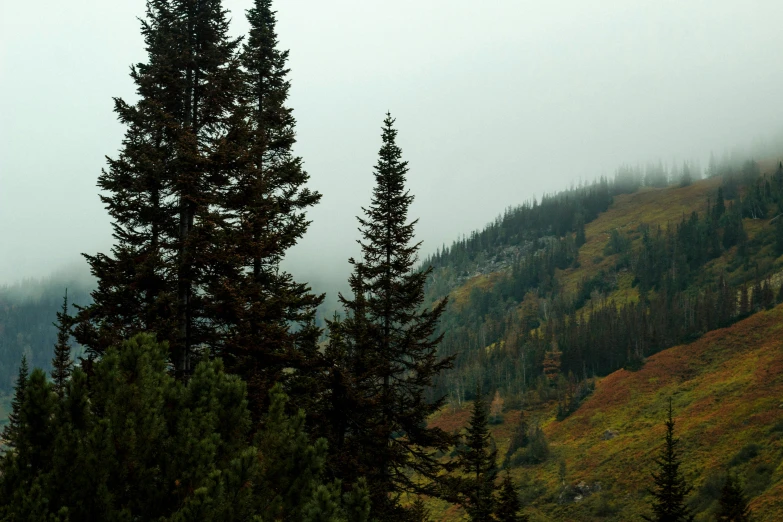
[643,399,694,522]
[0,334,370,521]
[326,114,454,519]
[454,387,498,521]
[209,0,323,414]
[495,472,528,522]
[1,355,29,448]
[716,474,752,522]
[775,214,783,256]
[408,497,431,522]
[75,0,243,375]
[714,187,726,221]
[51,290,73,398]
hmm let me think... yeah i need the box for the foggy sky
[3,1,783,297]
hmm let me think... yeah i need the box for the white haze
[3,0,783,302]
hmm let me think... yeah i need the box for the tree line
[428,159,783,410]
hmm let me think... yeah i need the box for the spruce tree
[325,114,454,519]
[75,0,242,375]
[454,388,498,522]
[209,0,323,413]
[1,355,29,448]
[643,399,694,522]
[716,474,752,522]
[495,472,528,522]
[51,290,73,398]
[408,496,431,522]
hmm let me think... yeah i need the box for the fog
[3,0,783,301]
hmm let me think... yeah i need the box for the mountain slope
[428,303,783,521]
[426,160,783,408]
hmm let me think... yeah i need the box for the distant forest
[423,154,783,414]
[0,277,92,392]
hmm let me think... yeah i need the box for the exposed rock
[602,429,618,440]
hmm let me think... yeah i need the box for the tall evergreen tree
[453,388,498,522]
[209,0,323,413]
[495,472,528,522]
[324,114,454,519]
[643,399,694,522]
[716,474,752,522]
[51,290,73,398]
[1,355,29,448]
[74,0,243,375]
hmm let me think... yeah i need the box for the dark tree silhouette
[643,399,694,522]
[324,114,454,519]
[51,290,72,398]
[716,473,752,522]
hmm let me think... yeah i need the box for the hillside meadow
[427,303,783,521]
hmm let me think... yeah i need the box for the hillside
[0,275,92,392]
[428,303,783,521]
[426,160,783,409]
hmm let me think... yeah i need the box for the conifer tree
[574,215,586,247]
[643,399,694,522]
[408,497,431,522]
[495,472,528,522]
[714,187,726,219]
[325,114,454,519]
[454,387,498,521]
[210,0,323,412]
[75,0,242,375]
[716,474,752,522]
[0,334,370,521]
[1,355,29,448]
[51,290,73,398]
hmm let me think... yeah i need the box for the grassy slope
[425,175,783,520]
[429,304,783,521]
[559,177,722,298]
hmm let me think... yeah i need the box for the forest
[1,1,782,521]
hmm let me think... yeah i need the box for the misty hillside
[0,276,92,391]
[402,156,783,520]
[423,156,783,408]
[428,302,783,521]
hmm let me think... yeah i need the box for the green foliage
[729,444,760,467]
[75,0,244,372]
[50,290,72,398]
[508,425,549,466]
[604,228,631,256]
[495,473,528,522]
[503,415,529,465]
[744,462,773,498]
[320,114,454,519]
[453,389,499,521]
[716,474,752,522]
[0,278,91,393]
[0,334,369,521]
[209,0,324,416]
[1,355,28,448]
[643,400,694,522]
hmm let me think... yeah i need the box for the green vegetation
[2,0,783,519]
[0,334,369,521]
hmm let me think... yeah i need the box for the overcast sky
[3,1,783,295]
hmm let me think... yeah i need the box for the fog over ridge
[3,0,783,303]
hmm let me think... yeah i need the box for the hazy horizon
[4,1,783,296]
